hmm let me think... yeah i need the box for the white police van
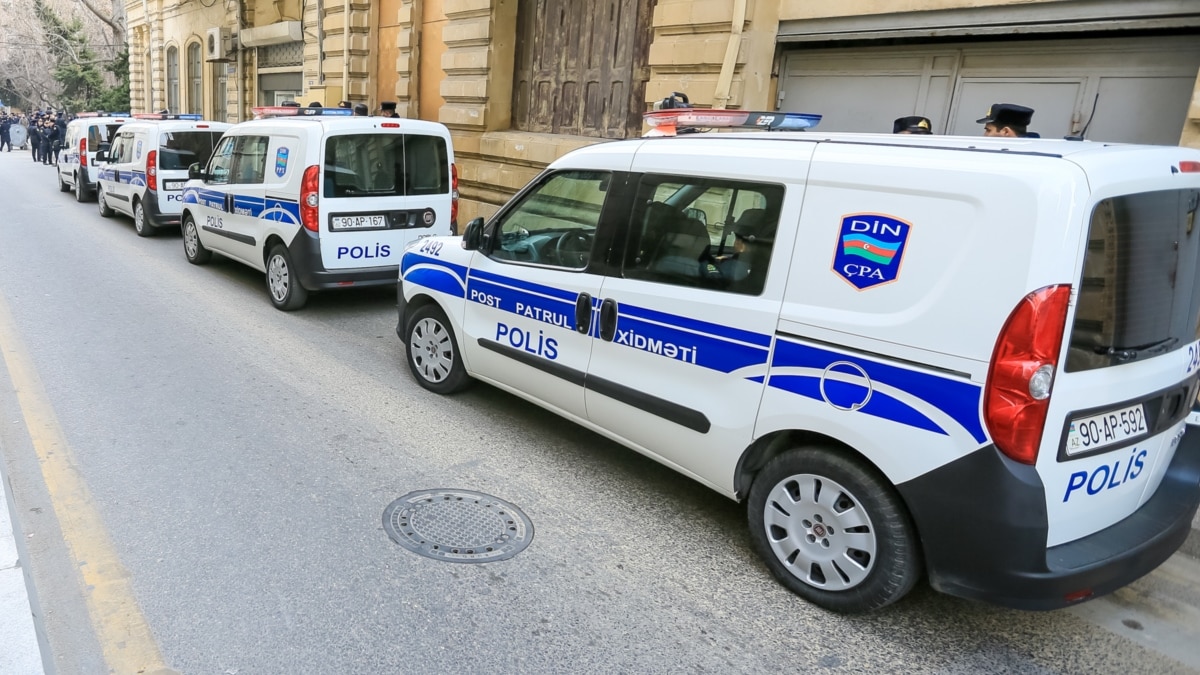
[56,112,130,202]
[94,114,232,236]
[396,108,1200,613]
[181,106,457,310]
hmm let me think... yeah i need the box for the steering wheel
[554,230,593,268]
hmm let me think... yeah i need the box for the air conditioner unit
[205,27,232,62]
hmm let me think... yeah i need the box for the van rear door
[1039,182,1200,547]
[319,130,453,271]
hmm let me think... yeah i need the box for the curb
[0,476,45,675]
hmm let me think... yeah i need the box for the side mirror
[187,162,206,181]
[94,149,108,163]
[461,217,485,251]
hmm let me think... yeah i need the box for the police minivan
[94,114,232,236]
[57,112,130,202]
[396,110,1200,613]
[182,106,457,310]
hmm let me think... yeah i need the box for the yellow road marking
[0,292,171,674]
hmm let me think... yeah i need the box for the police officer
[41,117,57,165]
[0,114,11,152]
[977,103,1035,138]
[28,114,41,162]
[352,103,368,117]
[337,100,352,109]
[379,101,399,118]
[893,115,932,135]
[53,112,66,163]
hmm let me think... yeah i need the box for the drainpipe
[341,0,351,103]
[316,0,325,85]
[141,0,150,111]
[237,0,245,121]
[713,0,747,109]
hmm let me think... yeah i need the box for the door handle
[575,293,592,335]
[224,193,233,213]
[599,298,618,342]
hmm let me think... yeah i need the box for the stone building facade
[127,0,1200,223]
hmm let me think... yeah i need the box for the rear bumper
[287,229,399,291]
[898,430,1200,610]
[143,190,181,228]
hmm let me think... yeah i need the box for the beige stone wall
[320,1,373,105]
[126,0,236,118]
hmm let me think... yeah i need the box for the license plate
[164,180,186,190]
[331,214,388,231]
[1066,404,1148,455]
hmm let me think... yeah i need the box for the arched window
[166,46,180,113]
[187,43,202,115]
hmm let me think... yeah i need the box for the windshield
[1066,188,1200,371]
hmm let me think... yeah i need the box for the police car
[181,106,457,310]
[94,114,232,236]
[56,112,130,202]
[396,108,1200,613]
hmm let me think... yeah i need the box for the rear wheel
[182,214,212,265]
[74,173,88,202]
[133,200,156,237]
[747,446,922,613]
[97,186,114,217]
[57,170,69,192]
[405,304,471,394]
[266,244,308,311]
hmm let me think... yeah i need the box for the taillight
[1180,161,1200,173]
[301,165,320,232]
[79,138,87,167]
[450,162,459,235]
[146,150,157,191]
[984,285,1072,464]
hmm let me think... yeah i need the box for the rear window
[323,133,449,198]
[1067,188,1200,372]
[158,130,224,170]
[87,123,124,149]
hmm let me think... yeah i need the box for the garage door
[778,36,1200,145]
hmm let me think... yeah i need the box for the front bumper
[897,430,1200,610]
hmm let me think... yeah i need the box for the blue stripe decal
[401,253,469,279]
[613,311,768,372]
[468,268,579,303]
[769,339,986,443]
[768,373,947,436]
[406,268,467,298]
[618,303,772,348]
[467,276,577,330]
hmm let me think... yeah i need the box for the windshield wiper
[1093,337,1179,361]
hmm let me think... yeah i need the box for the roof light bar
[133,113,204,121]
[643,109,822,137]
[75,111,131,118]
[252,106,354,118]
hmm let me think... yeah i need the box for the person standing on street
[0,115,11,152]
[378,102,399,118]
[892,116,933,135]
[40,117,57,165]
[53,112,66,163]
[977,103,1036,138]
[28,115,42,163]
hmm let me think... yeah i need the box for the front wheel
[97,186,114,217]
[133,200,156,237]
[182,215,212,265]
[265,244,308,311]
[747,446,922,613]
[405,304,471,394]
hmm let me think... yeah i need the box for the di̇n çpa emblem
[274,147,289,177]
[832,213,912,290]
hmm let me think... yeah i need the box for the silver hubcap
[98,190,105,211]
[184,222,199,257]
[134,204,144,231]
[267,254,290,302]
[763,473,877,591]
[409,317,454,383]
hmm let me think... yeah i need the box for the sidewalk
[0,476,44,675]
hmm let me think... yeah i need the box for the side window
[623,175,784,295]
[207,136,237,185]
[231,135,269,184]
[118,133,137,163]
[490,170,609,269]
[105,137,123,164]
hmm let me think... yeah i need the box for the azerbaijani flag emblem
[842,234,901,264]
[832,213,912,290]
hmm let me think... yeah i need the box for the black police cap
[381,101,397,111]
[976,103,1034,128]
[893,115,932,134]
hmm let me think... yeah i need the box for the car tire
[405,304,472,394]
[182,214,212,265]
[97,187,114,217]
[133,200,156,237]
[747,446,922,614]
[265,244,308,311]
[57,170,69,193]
[74,173,89,202]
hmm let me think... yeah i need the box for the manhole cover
[383,489,533,563]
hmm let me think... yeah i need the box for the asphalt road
[0,149,1198,675]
